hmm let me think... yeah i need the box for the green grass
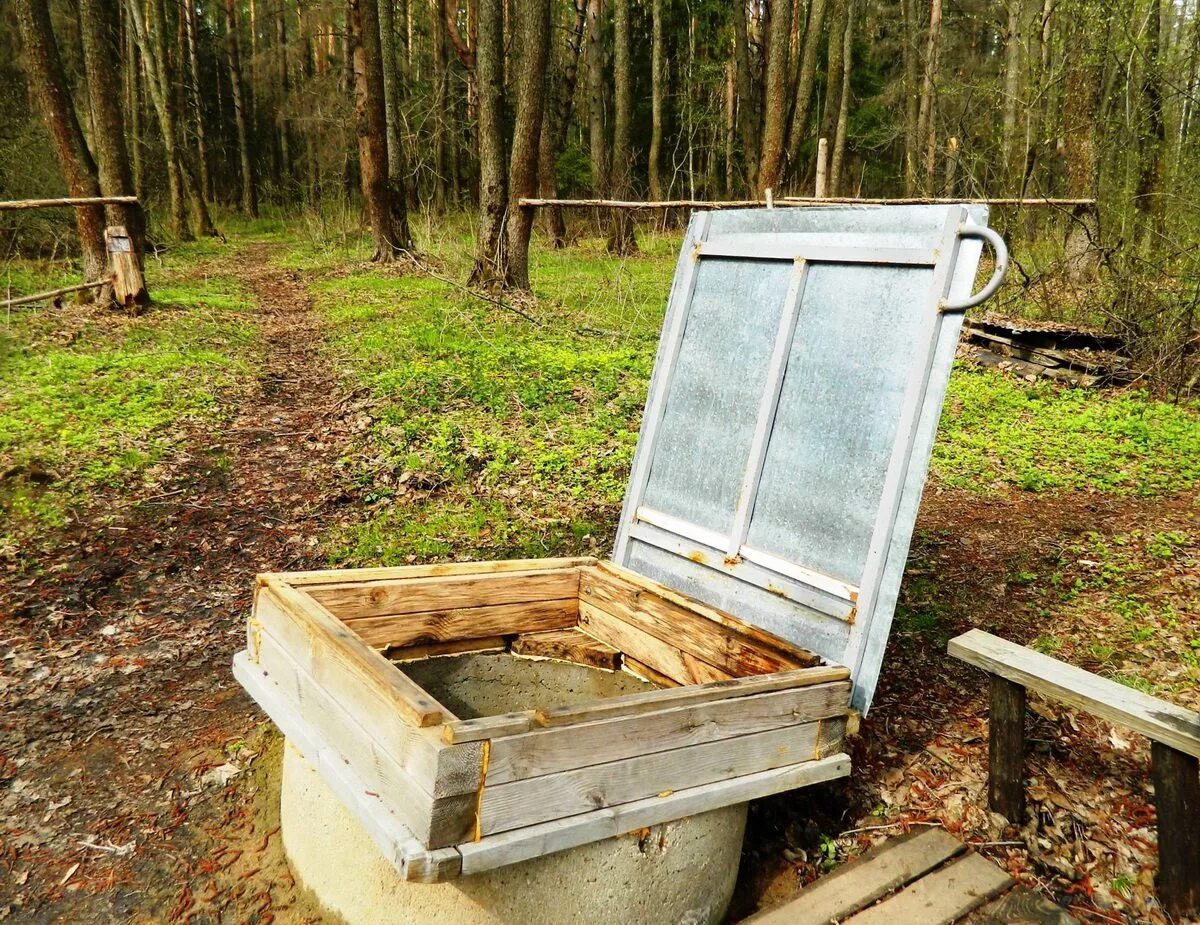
[0,242,256,551]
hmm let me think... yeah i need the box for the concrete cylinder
[280,742,748,925]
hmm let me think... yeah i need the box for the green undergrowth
[0,241,256,552]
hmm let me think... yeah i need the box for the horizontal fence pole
[519,196,1096,210]
[0,196,140,211]
[1,280,106,309]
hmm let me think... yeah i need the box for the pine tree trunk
[538,0,586,245]
[901,0,920,194]
[350,0,412,260]
[276,1,293,189]
[608,0,637,254]
[1000,0,1022,186]
[79,0,145,263]
[819,0,846,152]
[725,61,736,196]
[504,0,552,290]
[783,0,826,189]
[379,0,405,186]
[916,0,942,192]
[429,0,448,211]
[1137,0,1166,238]
[757,0,793,196]
[183,0,213,203]
[15,0,110,295]
[829,0,854,195]
[468,0,506,284]
[224,0,259,216]
[586,0,614,236]
[648,0,665,200]
[730,0,759,192]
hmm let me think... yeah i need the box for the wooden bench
[949,629,1200,917]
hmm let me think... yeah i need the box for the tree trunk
[757,0,793,196]
[819,0,847,156]
[379,0,405,186]
[504,0,552,289]
[725,61,736,196]
[915,0,942,192]
[276,0,293,188]
[1000,0,1022,186]
[829,0,854,195]
[901,0,920,194]
[15,0,110,293]
[783,0,827,189]
[79,0,145,263]
[538,0,586,245]
[648,0,665,200]
[182,0,213,203]
[1061,0,1101,277]
[467,0,506,283]
[429,0,448,211]
[586,0,613,234]
[730,0,759,192]
[224,0,259,216]
[1137,0,1166,239]
[608,0,637,254]
[350,0,412,260]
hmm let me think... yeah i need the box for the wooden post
[987,675,1026,822]
[1153,742,1200,916]
[105,225,149,308]
[815,138,829,198]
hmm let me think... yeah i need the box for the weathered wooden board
[256,579,447,727]
[845,853,1012,925]
[348,598,576,648]
[388,636,509,661]
[533,664,850,728]
[309,570,580,620]
[478,717,845,835]
[623,656,680,687]
[511,627,622,670]
[579,601,731,685]
[742,827,964,924]
[237,635,477,847]
[273,556,596,587]
[484,680,851,785]
[459,753,850,875]
[949,629,1200,759]
[581,567,809,675]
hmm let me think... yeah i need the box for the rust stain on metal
[722,554,741,568]
[687,550,708,565]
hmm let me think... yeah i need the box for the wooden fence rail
[518,196,1097,210]
[0,195,140,211]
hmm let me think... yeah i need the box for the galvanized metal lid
[613,204,1005,712]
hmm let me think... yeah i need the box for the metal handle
[942,225,1008,312]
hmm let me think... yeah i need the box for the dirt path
[1,243,349,923]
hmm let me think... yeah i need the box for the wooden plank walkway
[741,828,1076,925]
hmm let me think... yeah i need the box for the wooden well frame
[234,556,852,882]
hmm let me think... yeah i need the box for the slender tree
[504,0,552,289]
[784,0,827,189]
[829,0,855,195]
[648,0,665,200]
[730,0,760,192]
[182,0,213,203]
[586,0,614,233]
[757,0,794,196]
[79,0,145,260]
[468,0,507,283]
[350,0,412,259]
[538,0,586,246]
[15,0,110,293]
[915,0,942,192]
[379,0,405,187]
[608,0,637,253]
[224,0,259,216]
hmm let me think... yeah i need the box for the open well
[235,556,852,881]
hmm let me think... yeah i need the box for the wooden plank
[989,676,1027,822]
[582,566,814,676]
[348,598,576,648]
[234,654,464,881]
[579,602,729,685]
[273,557,594,588]
[485,680,851,785]
[478,717,846,835]
[261,578,448,728]
[251,621,483,796]
[1152,741,1200,917]
[234,645,477,848]
[388,636,509,661]
[309,571,580,620]
[511,627,622,671]
[623,656,680,688]
[949,630,1200,759]
[458,753,851,875]
[742,828,965,924]
[844,853,1013,925]
[596,561,821,666]
[442,712,538,744]
[964,889,1078,924]
[534,664,851,728]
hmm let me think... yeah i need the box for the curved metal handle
[942,225,1008,312]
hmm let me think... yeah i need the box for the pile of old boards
[741,829,1076,925]
[961,316,1132,387]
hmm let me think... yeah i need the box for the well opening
[395,652,656,719]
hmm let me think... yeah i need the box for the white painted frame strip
[698,240,937,265]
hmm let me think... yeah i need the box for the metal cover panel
[613,205,993,712]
